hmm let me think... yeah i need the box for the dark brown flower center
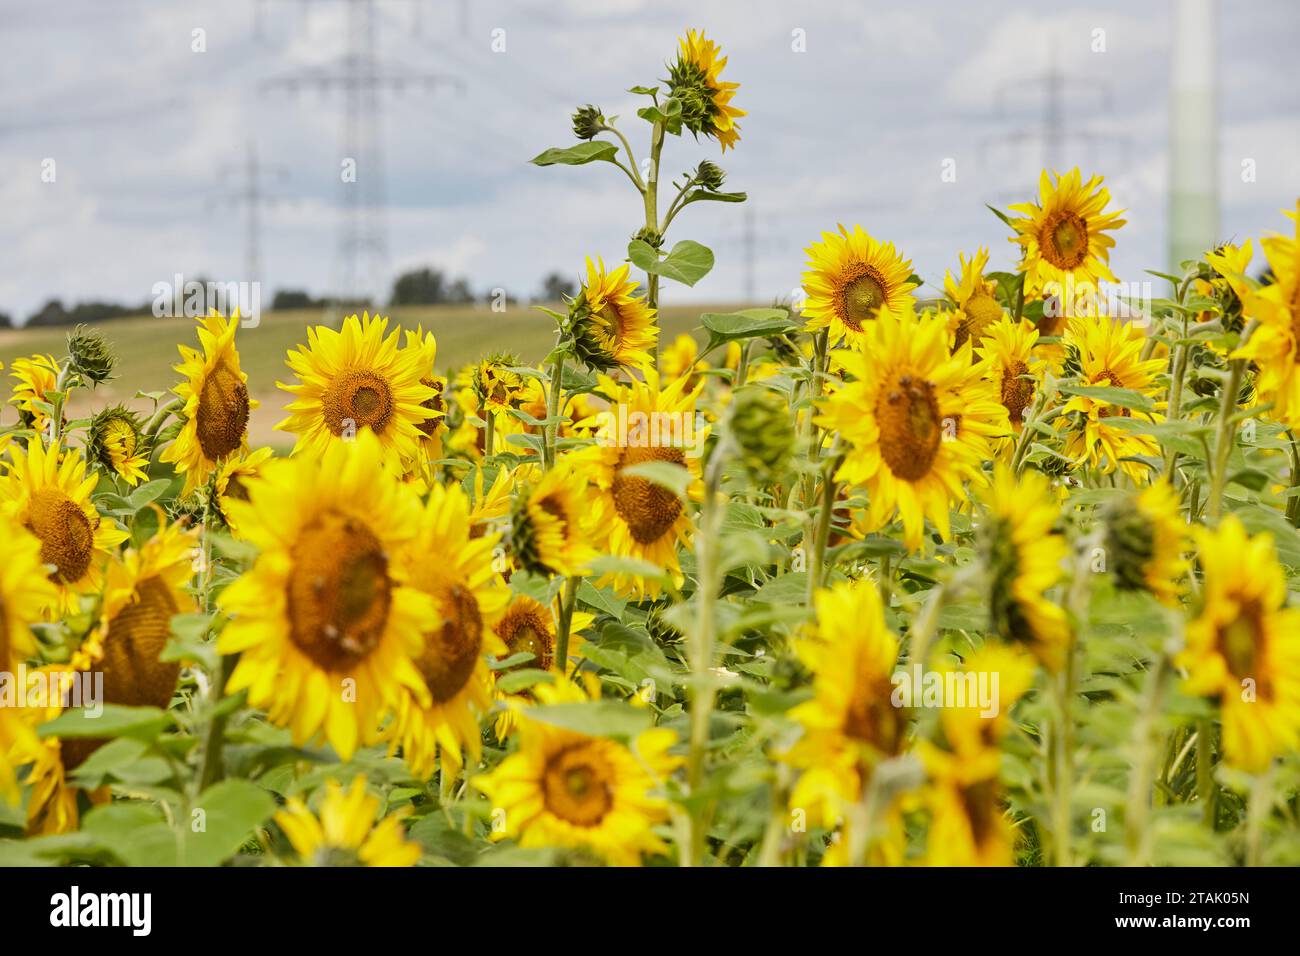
[876,373,944,482]
[497,602,555,672]
[836,265,889,332]
[1001,359,1034,426]
[27,488,95,584]
[954,292,1003,350]
[1040,210,1089,270]
[542,744,614,827]
[417,378,444,439]
[196,359,250,460]
[611,446,686,545]
[286,512,392,672]
[843,674,908,755]
[322,369,395,436]
[417,583,483,703]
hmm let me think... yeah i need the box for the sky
[0,0,1297,323]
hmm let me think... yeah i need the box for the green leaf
[496,668,555,694]
[619,460,691,499]
[1057,383,1156,414]
[128,478,172,510]
[529,141,620,167]
[587,554,666,582]
[162,612,218,671]
[700,308,796,350]
[680,188,747,208]
[986,203,1015,228]
[183,779,275,866]
[39,704,171,740]
[525,701,652,739]
[627,239,715,287]
[577,579,625,618]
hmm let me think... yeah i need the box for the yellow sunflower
[1103,480,1187,606]
[944,248,1007,351]
[86,405,149,486]
[402,326,447,463]
[1060,315,1164,480]
[212,446,274,539]
[11,665,111,835]
[276,313,435,470]
[660,333,706,388]
[917,645,1032,868]
[801,224,918,348]
[507,461,597,578]
[973,315,1043,437]
[0,514,59,801]
[1009,168,1126,295]
[572,369,704,598]
[276,776,421,867]
[979,464,1070,671]
[816,305,999,551]
[58,519,198,771]
[1200,240,1254,326]
[473,677,681,866]
[159,311,256,495]
[1178,516,1300,773]
[0,439,129,616]
[491,595,595,740]
[217,431,435,761]
[668,29,745,152]
[1233,203,1300,426]
[385,481,510,779]
[570,258,658,371]
[784,580,907,833]
[8,354,60,435]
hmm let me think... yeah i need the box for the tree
[536,271,576,302]
[389,267,476,306]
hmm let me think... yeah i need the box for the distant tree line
[0,266,585,330]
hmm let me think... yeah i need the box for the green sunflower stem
[543,354,565,471]
[644,119,665,370]
[1285,431,1300,526]
[1206,321,1256,524]
[1196,717,1216,826]
[806,455,842,606]
[1124,651,1171,865]
[1246,765,1274,867]
[554,575,580,676]
[198,651,236,791]
[483,406,496,459]
[684,436,729,866]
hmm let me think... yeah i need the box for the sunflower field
[2,28,1300,871]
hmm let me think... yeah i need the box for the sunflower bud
[728,386,795,480]
[87,405,146,484]
[571,104,605,141]
[633,226,663,250]
[695,160,726,191]
[67,325,115,385]
[1103,495,1155,594]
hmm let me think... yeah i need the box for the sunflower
[86,405,149,486]
[913,644,1034,867]
[944,248,1007,351]
[1178,516,1300,773]
[470,355,526,417]
[507,461,596,578]
[384,481,510,779]
[159,311,256,495]
[1103,480,1187,606]
[978,464,1070,671]
[491,595,595,740]
[667,29,744,152]
[11,666,111,835]
[783,580,907,833]
[660,333,705,388]
[473,677,680,866]
[276,776,421,867]
[816,305,999,551]
[801,224,917,348]
[1200,240,1254,328]
[1058,316,1164,480]
[569,258,658,371]
[973,315,1043,439]
[0,439,129,616]
[216,432,435,761]
[8,354,60,434]
[1009,168,1126,296]
[212,446,274,539]
[0,514,59,801]
[276,313,435,470]
[1233,204,1300,426]
[572,369,704,598]
[59,519,198,770]
[402,326,447,462]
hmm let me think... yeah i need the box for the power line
[211,146,290,288]
[258,0,463,309]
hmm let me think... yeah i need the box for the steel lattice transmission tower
[260,0,463,311]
